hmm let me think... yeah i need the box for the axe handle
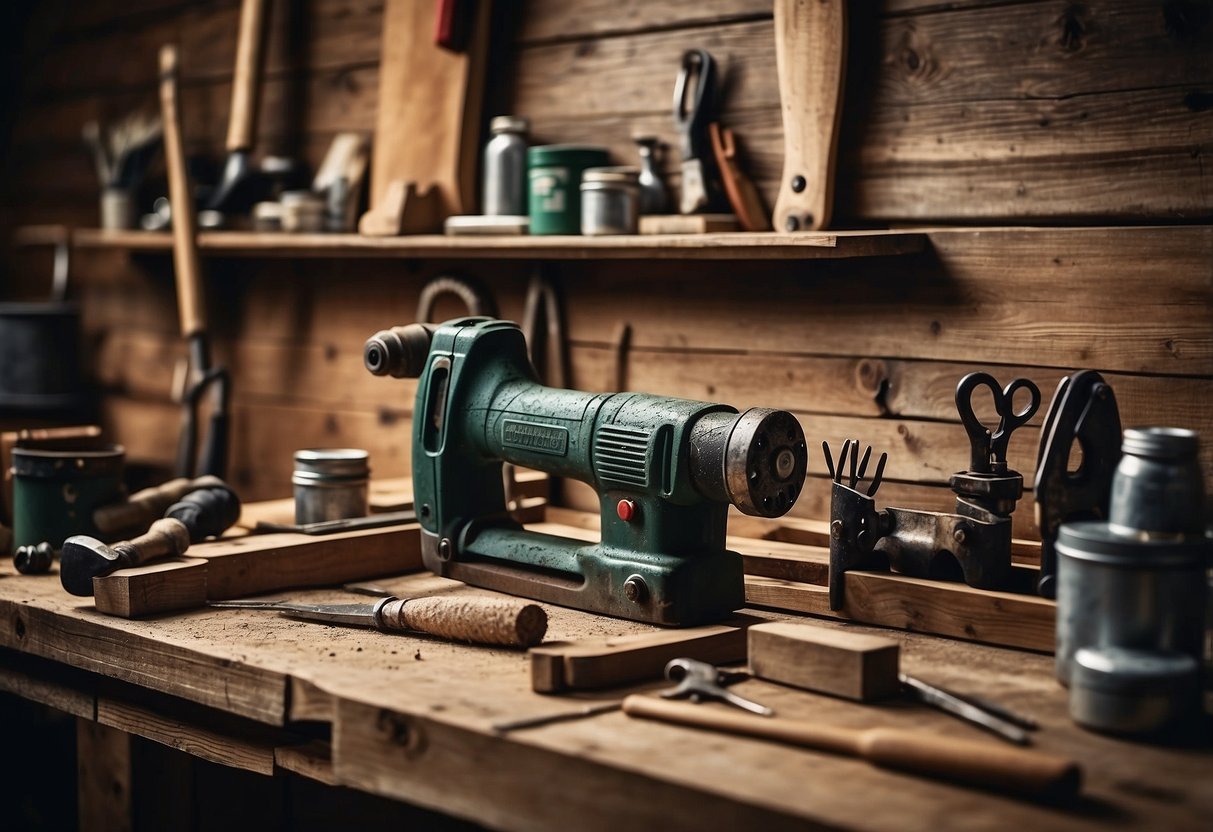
[159,45,206,339]
[622,696,1081,801]
[226,0,271,152]
[772,0,846,232]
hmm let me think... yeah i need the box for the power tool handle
[120,518,192,568]
[93,477,218,536]
[378,596,548,648]
[165,484,242,543]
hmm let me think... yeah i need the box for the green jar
[527,145,610,235]
[11,443,126,552]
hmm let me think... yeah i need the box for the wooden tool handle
[622,697,1081,801]
[94,476,223,536]
[121,517,192,567]
[379,596,548,647]
[772,0,846,232]
[226,0,270,152]
[859,727,1080,801]
[158,45,206,338]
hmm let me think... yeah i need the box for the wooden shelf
[27,227,927,261]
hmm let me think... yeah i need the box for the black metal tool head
[59,535,121,596]
[956,373,1041,474]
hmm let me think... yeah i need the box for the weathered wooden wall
[1,1,1211,529]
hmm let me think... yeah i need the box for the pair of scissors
[955,372,1041,473]
[673,49,720,214]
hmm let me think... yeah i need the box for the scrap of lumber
[744,573,1055,653]
[748,621,902,702]
[531,621,752,693]
[93,524,423,618]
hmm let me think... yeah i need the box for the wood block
[531,621,750,693]
[94,558,209,618]
[747,621,901,702]
[638,214,738,235]
[93,525,424,618]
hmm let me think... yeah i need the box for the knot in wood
[376,710,427,758]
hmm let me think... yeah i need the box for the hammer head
[60,535,122,597]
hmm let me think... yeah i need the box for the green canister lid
[528,145,610,235]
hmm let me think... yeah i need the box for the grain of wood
[93,557,210,618]
[0,663,95,718]
[744,572,1056,652]
[530,623,750,692]
[77,719,133,832]
[747,621,902,701]
[97,696,277,774]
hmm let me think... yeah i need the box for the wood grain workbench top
[1,549,1209,831]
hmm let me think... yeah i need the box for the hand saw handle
[772,0,847,232]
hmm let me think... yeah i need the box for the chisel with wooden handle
[211,595,548,648]
[772,0,847,232]
[622,696,1081,802]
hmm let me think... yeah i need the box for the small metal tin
[11,443,126,552]
[527,145,611,235]
[293,449,370,525]
[1055,521,1208,685]
[279,191,326,233]
[483,115,530,216]
[1110,427,1205,536]
[1069,647,1199,736]
[580,167,640,236]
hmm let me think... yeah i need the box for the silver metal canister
[483,116,529,216]
[580,167,639,235]
[1055,426,1210,687]
[293,449,369,525]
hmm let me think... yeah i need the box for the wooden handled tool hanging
[772,0,847,232]
[226,0,270,154]
[159,45,231,479]
[623,696,1081,802]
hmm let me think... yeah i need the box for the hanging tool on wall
[364,317,808,625]
[206,0,302,219]
[60,479,241,596]
[674,49,728,216]
[826,372,1040,609]
[160,45,231,479]
[1033,370,1122,598]
[772,0,847,231]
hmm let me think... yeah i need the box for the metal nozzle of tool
[689,408,807,517]
[364,323,437,379]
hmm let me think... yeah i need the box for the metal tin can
[11,443,126,551]
[1069,647,1199,736]
[580,167,640,235]
[527,145,610,235]
[483,116,529,216]
[293,448,369,525]
[1110,427,1205,536]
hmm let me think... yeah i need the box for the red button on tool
[616,499,637,522]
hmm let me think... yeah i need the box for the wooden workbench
[1,536,1209,831]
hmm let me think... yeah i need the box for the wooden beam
[744,573,1056,653]
[93,525,425,618]
[530,623,750,693]
[77,719,133,832]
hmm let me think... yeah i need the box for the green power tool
[364,318,808,626]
